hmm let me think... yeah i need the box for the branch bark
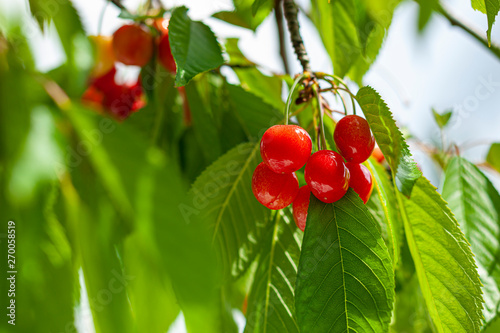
[109,0,126,10]
[437,3,500,60]
[275,0,291,75]
[283,0,311,73]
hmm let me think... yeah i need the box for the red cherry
[346,162,373,204]
[293,185,311,231]
[304,150,350,203]
[260,125,312,174]
[112,24,153,67]
[252,162,299,210]
[371,147,385,164]
[158,32,176,73]
[334,115,375,163]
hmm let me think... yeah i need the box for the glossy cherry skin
[293,185,311,231]
[252,162,299,210]
[158,32,176,73]
[371,147,385,164]
[334,115,375,163]
[260,125,312,174]
[346,162,373,204]
[112,24,153,67]
[304,150,350,203]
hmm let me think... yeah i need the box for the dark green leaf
[169,7,224,86]
[400,177,484,332]
[417,0,439,31]
[356,86,422,196]
[432,108,453,129]
[471,0,500,44]
[244,208,301,333]
[295,191,395,332]
[442,157,500,325]
[487,143,500,173]
[185,142,271,279]
[213,0,273,31]
[226,83,282,139]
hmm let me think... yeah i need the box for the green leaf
[234,67,285,110]
[356,86,422,196]
[252,0,271,15]
[213,0,273,31]
[169,7,224,86]
[487,143,500,173]
[400,176,484,333]
[225,38,255,66]
[471,0,500,44]
[442,157,500,325]
[295,191,395,332]
[226,83,282,139]
[311,0,401,80]
[432,108,453,129]
[366,159,402,268]
[416,0,439,31]
[184,142,271,279]
[244,208,302,333]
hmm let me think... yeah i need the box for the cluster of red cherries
[82,19,176,120]
[252,115,376,231]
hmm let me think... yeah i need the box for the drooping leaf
[416,0,439,31]
[234,67,285,110]
[487,143,500,173]
[356,86,422,196]
[169,7,224,86]
[226,83,282,139]
[184,142,271,279]
[213,0,273,31]
[471,0,500,45]
[244,208,302,333]
[432,108,453,129]
[366,158,402,267]
[400,176,484,332]
[295,191,395,332]
[225,38,255,67]
[442,157,500,325]
[252,0,271,15]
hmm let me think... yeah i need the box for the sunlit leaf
[487,143,500,173]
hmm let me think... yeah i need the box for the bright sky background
[1,0,500,331]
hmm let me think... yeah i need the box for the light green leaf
[213,0,273,31]
[400,176,484,333]
[225,38,255,66]
[244,208,302,333]
[169,7,224,86]
[487,143,500,173]
[226,83,282,139]
[184,142,271,279]
[252,0,271,15]
[432,108,453,129]
[366,158,402,268]
[234,67,285,110]
[442,157,500,325]
[295,191,395,332]
[471,0,500,44]
[357,86,422,196]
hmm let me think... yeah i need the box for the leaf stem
[274,0,291,75]
[283,0,311,73]
[437,2,500,59]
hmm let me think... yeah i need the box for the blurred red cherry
[293,185,311,231]
[112,24,153,67]
[346,162,373,204]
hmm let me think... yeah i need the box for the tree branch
[283,0,311,73]
[109,0,126,11]
[274,0,290,75]
[437,3,500,60]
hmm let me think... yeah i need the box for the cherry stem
[285,73,306,125]
[312,84,327,151]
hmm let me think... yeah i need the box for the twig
[274,0,290,75]
[283,0,311,73]
[437,3,500,60]
[109,0,126,10]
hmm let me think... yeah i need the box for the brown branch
[283,0,311,73]
[109,0,126,10]
[274,0,290,75]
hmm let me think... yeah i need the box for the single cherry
[334,115,375,163]
[252,162,299,210]
[371,147,385,164]
[260,125,312,174]
[293,185,311,232]
[346,162,373,204]
[158,31,176,73]
[304,150,350,203]
[112,24,153,67]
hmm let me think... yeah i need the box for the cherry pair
[112,20,176,72]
